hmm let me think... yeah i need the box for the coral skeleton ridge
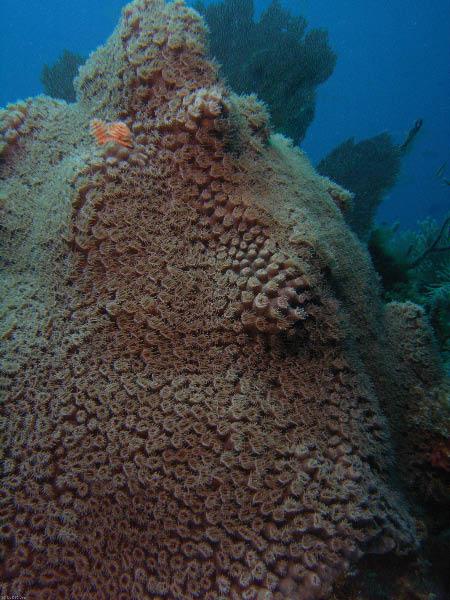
[0,1,446,599]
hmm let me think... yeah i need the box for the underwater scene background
[1,0,449,227]
[2,0,450,367]
[0,0,449,599]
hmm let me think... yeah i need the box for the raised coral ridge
[0,101,30,157]
[1,1,442,599]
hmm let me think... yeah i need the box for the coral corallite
[0,1,445,599]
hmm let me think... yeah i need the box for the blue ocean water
[0,0,449,228]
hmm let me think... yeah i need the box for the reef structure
[0,1,446,599]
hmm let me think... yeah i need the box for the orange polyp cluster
[90,119,133,148]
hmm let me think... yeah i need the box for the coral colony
[0,1,448,599]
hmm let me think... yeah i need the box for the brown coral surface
[0,1,445,599]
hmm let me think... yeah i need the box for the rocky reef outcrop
[0,1,446,598]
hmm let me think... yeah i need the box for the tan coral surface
[1,1,441,599]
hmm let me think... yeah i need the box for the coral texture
[0,101,29,157]
[382,302,449,503]
[0,1,444,599]
[368,218,450,372]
